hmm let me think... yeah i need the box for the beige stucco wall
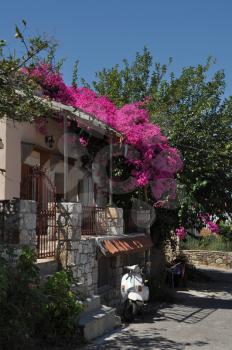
[0,117,103,203]
[0,118,80,200]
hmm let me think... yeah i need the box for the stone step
[71,282,85,295]
[37,258,58,276]
[79,305,121,341]
[84,295,101,313]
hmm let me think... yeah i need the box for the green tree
[82,47,170,107]
[0,21,53,122]
[87,48,232,227]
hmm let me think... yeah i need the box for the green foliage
[0,21,53,122]
[181,234,232,252]
[17,245,40,284]
[150,58,232,221]
[83,47,170,107]
[37,271,84,344]
[0,248,40,350]
[0,247,84,350]
[218,221,232,240]
[89,48,232,230]
[72,59,79,87]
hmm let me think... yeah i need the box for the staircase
[79,295,121,341]
[37,260,121,341]
[37,258,58,280]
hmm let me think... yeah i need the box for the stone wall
[182,250,232,269]
[57,202,82,276]
[72,237,98,296]
[18,200,37,246]
[56,202,148,304]
[0,199,37,261]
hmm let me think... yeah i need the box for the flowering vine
[199,213,219,234]
[175,227,186,240]
[24,63,183,204]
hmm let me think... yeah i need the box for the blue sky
[1,0,232,96]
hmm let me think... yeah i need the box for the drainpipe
[64,115,68,201]
[109,136,113,206]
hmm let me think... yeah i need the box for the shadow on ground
[82,267,232,349]
[154,266,232,325]
[84,327,209,350]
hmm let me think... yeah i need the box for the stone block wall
[57,202,82,241]
[56,202,149,303]
[71,237,98,296]
[18,200,37,246]
[182,250,232,269]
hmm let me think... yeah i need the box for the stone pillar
[56,202,82,274]
[18,200,37,247]
[0,199,37,262]
[105,207,124,236]
[0,199,37,247]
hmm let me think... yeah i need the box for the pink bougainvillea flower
[175,227,186,240]
[199,213,219,234]
[25,63,183,206]
[199,213,210,224]
[79,136,88,147]
[207,221,219,234]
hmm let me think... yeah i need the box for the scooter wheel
[123,300,136,323]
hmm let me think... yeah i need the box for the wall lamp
[45,135,55,148]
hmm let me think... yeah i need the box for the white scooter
[121,264,149,322]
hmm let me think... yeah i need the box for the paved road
[83,266,232,350]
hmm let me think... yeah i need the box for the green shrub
[0,247,84,349]
[180,235,232,252]
[37,271,84,345]
[219,221,232,240]
[0,247,40,350]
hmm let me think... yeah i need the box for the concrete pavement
[82,266,232,350]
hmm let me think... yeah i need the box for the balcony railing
[81,206,108,235]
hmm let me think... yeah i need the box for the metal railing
[81,206,108,235]
[20,166,57,259]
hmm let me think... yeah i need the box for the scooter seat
[125,265,140,272]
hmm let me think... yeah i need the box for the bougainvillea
[24,63,183,204]
[79,136,89,147]
[199,213,219,234]
[206,221,219,234]
[175,227,186,240]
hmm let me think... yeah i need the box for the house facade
[0,100,152,305]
